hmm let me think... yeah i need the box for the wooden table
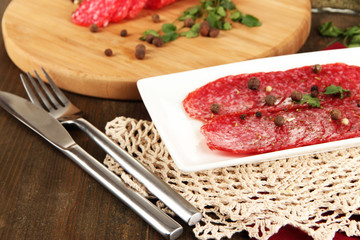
[0,0,358,239]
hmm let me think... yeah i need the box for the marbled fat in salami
[201,101,360,154]
[183,63,360,121]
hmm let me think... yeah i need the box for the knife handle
[66,118,202,226]
[62,144,183,240]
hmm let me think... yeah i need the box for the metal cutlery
[20,68,202,226]
[0,91,183,240]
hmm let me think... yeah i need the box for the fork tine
[41,68,69,106]
[24,72,54,112]
[34,70,61,109]
[20,73,42,108]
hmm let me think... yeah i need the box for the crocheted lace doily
[103,116,360,240]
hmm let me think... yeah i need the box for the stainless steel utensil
[20,68,202,226]
[0,91,183,240]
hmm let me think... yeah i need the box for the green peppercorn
[265,94,276,106]
[247,77,260,90]
[312,64,322,74]
[274,115,285,127]
[210,103,221,114]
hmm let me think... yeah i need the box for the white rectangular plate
[137,48,360,172]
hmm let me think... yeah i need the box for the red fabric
[268,225,360,240]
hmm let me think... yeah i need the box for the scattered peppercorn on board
[2,0,311,100]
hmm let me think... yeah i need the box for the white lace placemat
[103,116,360,240]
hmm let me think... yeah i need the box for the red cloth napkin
[264,42,359,240]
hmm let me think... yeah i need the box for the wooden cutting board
[2,0,311,100]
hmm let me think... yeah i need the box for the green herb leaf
[161,32,179,43]
[344,26,360,36]
[140,29,159,40]
[230,10,242,22]
[241,14,261,27]
[223,21,232,30]
[179,5,202,21]
[216,6,227,17]
[162,23,177,33]
[207,12,222,29]
[220,0,235,10]
[299,94,321,108]
[180,23,201,38]
[319,22,344,37]
[324,84,350,98]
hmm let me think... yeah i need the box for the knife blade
[0,91,183,240]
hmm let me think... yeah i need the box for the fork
[20,68,202,226]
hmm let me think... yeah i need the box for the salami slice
[201,101,360,154]
[125,0,147,19]
[183,63,360,121]
[110,0,132,22]
[72,0,122,27]
[144,0,177,10]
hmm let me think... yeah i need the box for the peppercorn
[152,37,164,47]
[312,64,322,74]
[152,14,160,23]
[145,34,155,44]
[104,48,113,56]
[310,90,319,98]
[209,28,220,38]
[256,111,262,118]
[240,114,246,120]
[210,103,221,114]
[330,109,341,120]
[265,94,276,106]
[120,29,127,37]
[184,18,194,28]
[247,77,260,90]
[311,85,319,91]
[274,115,285,127]
[89,24,98,33]
[135,44,146,60]
[200,21,210,37]
[291,90,303,102]
[357,102,360,107]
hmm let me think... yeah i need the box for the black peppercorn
[120,29,127,37]
[209,28,220,38]
[210,103,221,114]
[152,37,164,47]
[330,109,341,120]
[240,114,246,120]
[311,85,319,91]
[265,94,276,106]
[152,14,160,23]
[310,90,319,98]
[200,21,210,36]
[104,48,113,56]
[312,64,322,74]
[256,111,262,118]
[89,24,98,33]
[135,44,146,60]
[184,18,194,28]
[247,77,260,90]
[274,115,285,127]
[291,90,303,102]
[145,34,155,44]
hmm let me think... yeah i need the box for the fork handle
[62,144,183,240]
[67,117,202,226]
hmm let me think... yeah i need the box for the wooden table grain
[0,0,359,239]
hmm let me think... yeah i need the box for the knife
[0,91,183,240]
